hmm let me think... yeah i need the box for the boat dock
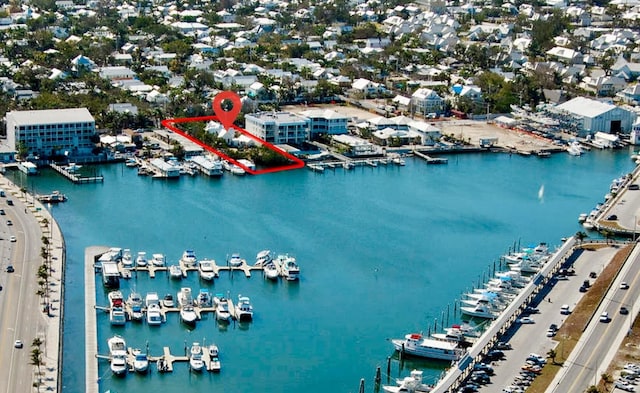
[412,150,448,164]
[50,163,104,184]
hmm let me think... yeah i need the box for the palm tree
[30,338,43,392]
[600,229,613,244]
[575,231,587,243]
[546,348,557,365]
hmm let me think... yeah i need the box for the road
[0,191,52,392]
[480,246,620,393]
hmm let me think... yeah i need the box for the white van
[560,304,570,315]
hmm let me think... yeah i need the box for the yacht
[189,342,205,372]
[263,260,280,280]
[135,251,148,267]
[235,295,253,321]
[145,292,160,308]
[110,354,127,376]
[110,306,127,325]
[383,370,433,393]
[169,264,183,279]
[177,287,194,307]
[567,141,583,156]
[108,290,124,307]
[146,303,163,325]
[208,345,221,372]
[108,335,128,375]
[151,253,165,267]
[181,249,197,267]
[198,259,216,281]
[460,301,498,319]
[431,324,480,346]
[391,333,464,361]
[197,288,212,307]
[122,249,133,268]
[133,350,149,373]
[180,305,198,325]
[214,294,231,322]
[277,254,300,281]
[127,291,144,321]
[228,253,244,267]
[162,293,175,308]
[255,249,272,266]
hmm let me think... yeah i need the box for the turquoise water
[17,148,636,393]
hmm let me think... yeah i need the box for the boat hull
[391,336,462,361]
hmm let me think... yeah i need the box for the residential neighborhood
[0,0,639,162]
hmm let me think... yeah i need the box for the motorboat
[177,287,193,307]
[122,249,133,268]
[228,253,244,267]
[263,260,279,280]
[460,302,498,319]
[181,249,197,267]
[110,305,126,325]
[198,259,216,281]
[391,333,464,361]
[130,304,143,321]
[36,190,67,203]
[208,345,221,372]
[197,288,212,307]
[235,295,253,321]
[133,350,149,373]
[108,335,128,373]
[157,357,169,373]
[110,354,127,375]
[146,303,163,325]
[180,305,198,325]
[126,291,144,321]
[255,249,272,266]
[108,290,124,307]
[145,292,159,308]
[214,294,231,322]
[578,213,588,223]
[135,251,148,267]
[162,293,175,308]
[382,370,433,393]
[151,253,165,267]
[189,342,205,372]
[431,324,480,346]
[169,264,183,279]
[276,254,300,281]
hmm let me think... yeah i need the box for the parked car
[6,265,13,273]
[7,199,13,205]
[495,341,512,350]
[549,324,558,331]
[524,306,539,314]
[7,220,12,226]
[590,271,597,278]
[606,214,618,220]
[560,304,571,314]
[546,329,556,337]
[615,381,636,392]
[486,350,505,361]
[0,209,6,215]
[517,317,535,324]
[630,184,640,190]
[14,340,23,348]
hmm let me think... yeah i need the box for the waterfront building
[553,97,637,136]
[244,112,310,145]
[299,109,349,137]
[6,108,97,159]
[411,88,445,117]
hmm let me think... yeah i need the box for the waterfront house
[411,88,445,117]
[617,84,640,105]
[245,112,310,145]
[299,109,349,137]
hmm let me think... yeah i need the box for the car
[6,265,14,273]
[549,324,558,331]
[9,236,16,242]
[583,279,590,288]
[524,306,540,314]
[621,282,630,290]
[14,340,23,348]
[517,317,535,324]
[470,373,491,384]
[527,353,547,364]
[630,184,640,190]
[579,285,588,292]
[473,363,495,375]
[560,304,571,314]
[590,271,597,278]
[615,381,636,392]
[600,311,610,322]
[486,350,505,361]
[495,341,512,350]
[621,306,630,315]
[0,209,6,215]
[607,214,618,220]
[7,199,13,205]
[546,329,556,337]
[7,220,12,226]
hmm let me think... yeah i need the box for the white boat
[108,335,128,375]
[235,295,253,321]
[583,219,595,230]
[431,324,480,345]
[133,350,149,373]
[177,287,193,307]
[135,251,148,267]
[263,260,279,280]
[391,333,464,361]
[169,264,183,279]
[108,290,124,307]
[208,345,221,372]
[127,291,144,321]
[145,292,159,308]
[460,302,498,319]
[189,342,205,372]
[383,369,433,393]
[197,288,212,307]
[146,303,163,325]
[567,141,583,156]
[110,306,126,325]
[255,249,272,266]
[151,253,165,267]
[181,249,197,267]
[65,162,82,172]
[157,357,169,373]
[122,249,133,268]
[343,161,355,170]
[162,294,175,308]
[578,213,588,223]
[214,294,231,322]
[198,259,216,280]
[180,305,198,325]
[228,253,244,267]
[276,254,300,281]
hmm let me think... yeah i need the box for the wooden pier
[412,150,448,164]
[50,163,104,184]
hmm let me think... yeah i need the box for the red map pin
[212,91,242,130]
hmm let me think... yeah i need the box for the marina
[21,148,634,393]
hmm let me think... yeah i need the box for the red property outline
[161,116,305,175]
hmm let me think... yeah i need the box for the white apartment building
[299,109,349,137]
[244,112,310,145]
[6,108,97,159]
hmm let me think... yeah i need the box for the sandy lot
[284,104,560,153]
